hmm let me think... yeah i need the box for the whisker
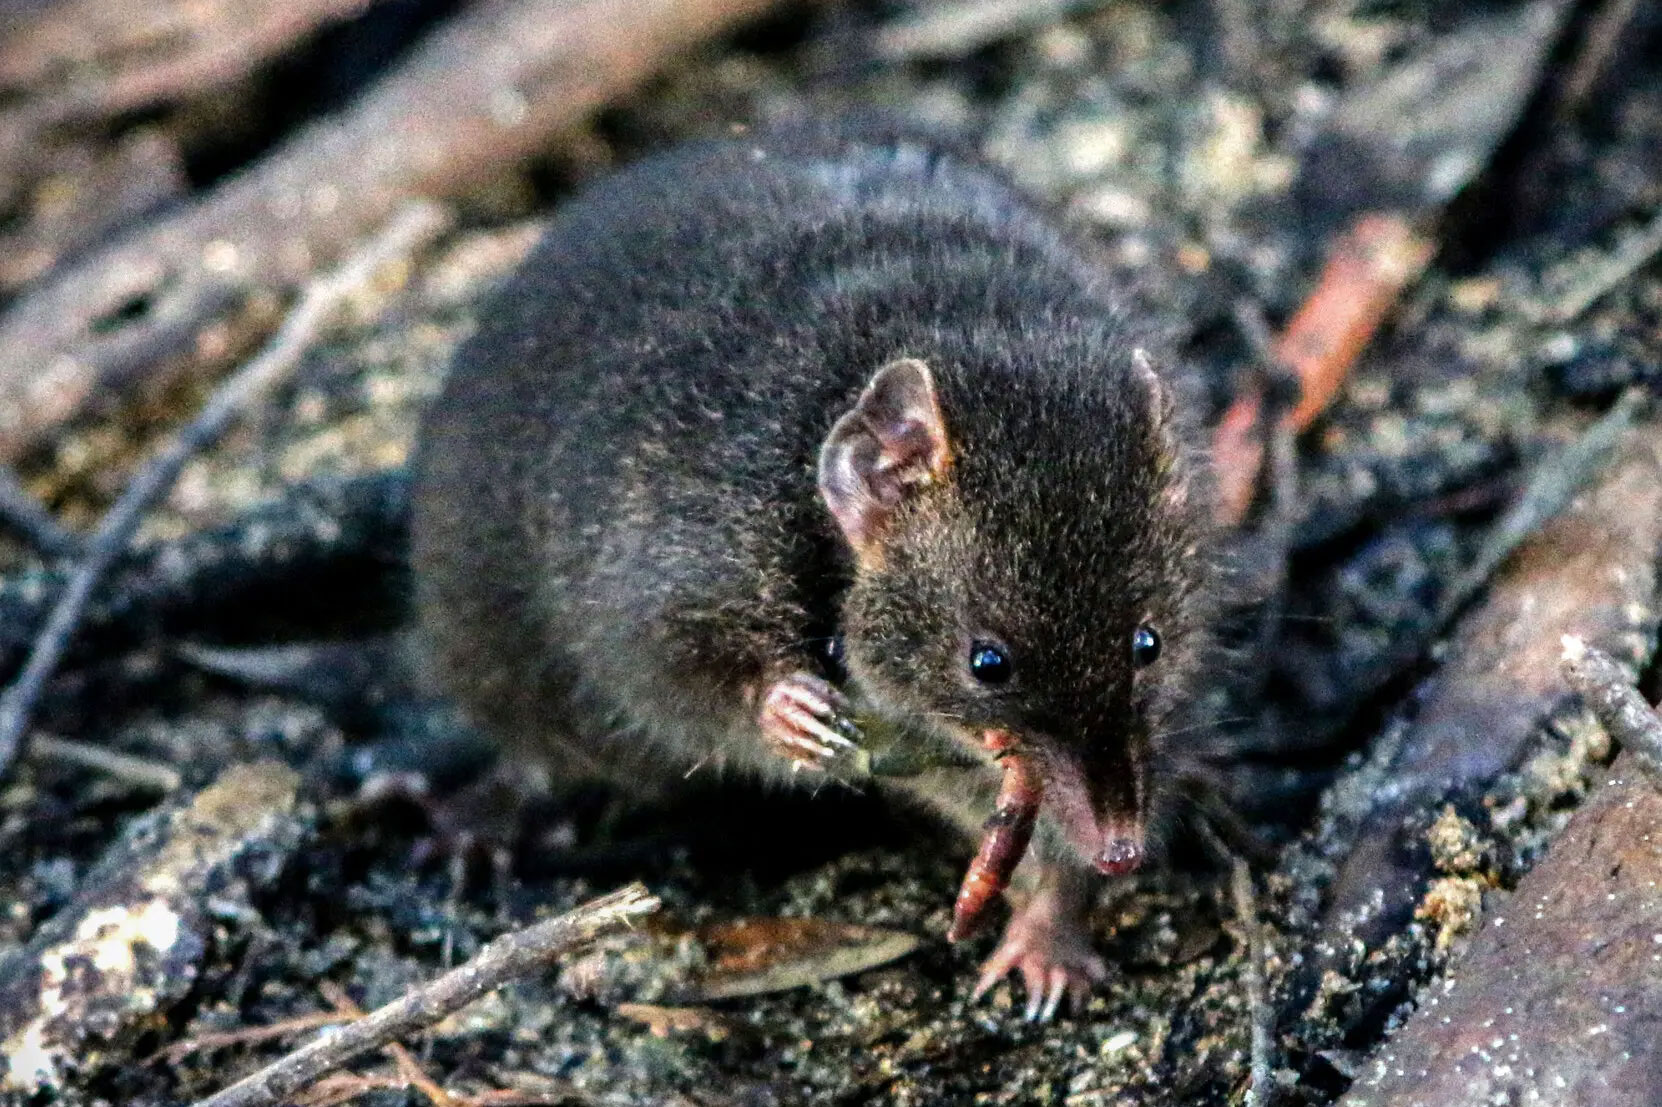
[1152,715,1250,741]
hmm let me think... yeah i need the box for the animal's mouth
[1054,785,1145,877]
[947,728,1145,942]
[981,730,1147,876]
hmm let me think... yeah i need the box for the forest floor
[0,1,1659,1104]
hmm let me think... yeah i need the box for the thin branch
[316,980,458,1107]
[0,202,448,781]
[1561,635,1662,782]
[190,883,660,1107]
[1436,388,1643,625]
[0,465,81,559]
[1231,859,1274,1107]
[1542,206,1662,324]
[154,1013,352,1066]
[30,732,181,792]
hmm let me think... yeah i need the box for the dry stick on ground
[0,466,81,559]
[316,981,457,1107]
[1211,212,1435,527]
[30,732,182,792]
[155,1014,352,1067]
[1541,206,1662,325]
[0,0,789,463]
[1231,859,1274,1107]
[1561,635,1662,782]
[191,883,661,1107]
[1435,388,1643,625]
[1557,0,1647,113]
[0,202,448,781]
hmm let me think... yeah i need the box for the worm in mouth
[947,738,1042,942]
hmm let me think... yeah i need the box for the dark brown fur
[412,124,1212,941]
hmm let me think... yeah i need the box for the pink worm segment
[947,737,1042,943]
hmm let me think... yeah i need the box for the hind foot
[971,869,1108,1022]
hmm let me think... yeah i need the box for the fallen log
[1337,752,1662,1106]
[0,0,787,462]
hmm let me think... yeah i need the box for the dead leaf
[689,917,922,1000]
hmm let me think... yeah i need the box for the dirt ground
[1,1,1659,1104]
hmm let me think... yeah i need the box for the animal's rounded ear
[818,357,953,557]
[1131,347,1173,423]
[1132,346,1192,508]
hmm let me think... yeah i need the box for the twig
[317,980,457,1107]
[154,1012,352,1066]
[190,883,660,1107]
[30,732,181,792]
[0,465,81,558]
[0,202,448,781]
[1435,387,1643,625]
[1541,206,1662,324]
[1557,0,1645,113]
[1230,859,1274,1107]
[1561,636,1662,782]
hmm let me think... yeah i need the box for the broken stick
[1561,635,1662,783]
[190,883,661,1107]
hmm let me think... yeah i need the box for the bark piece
[1318,423,1662,955]
[0,761,307,1095]
[1337,759,1662,1106]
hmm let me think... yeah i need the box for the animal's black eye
[968,641,1013,685]
[1131,625,1161,668]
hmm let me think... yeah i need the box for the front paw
[971,891,1108,1022]
[758,671,863,773]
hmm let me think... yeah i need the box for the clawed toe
[758,672,862,771]
[970,893,1108,1022]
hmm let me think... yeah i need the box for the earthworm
[947,741,1042,942]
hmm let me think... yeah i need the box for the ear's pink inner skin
[947,731,1043,942]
